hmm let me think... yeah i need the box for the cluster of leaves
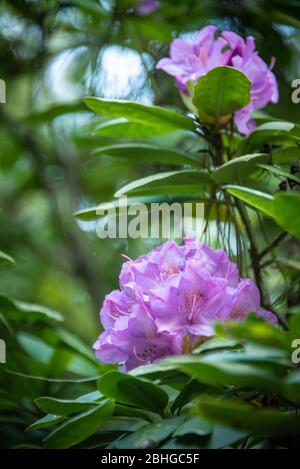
[28,315,300,449]
[0,251,112,448]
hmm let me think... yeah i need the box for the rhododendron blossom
[156,26,279,135]
[94,239,277,371]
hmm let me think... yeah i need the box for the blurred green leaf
[196,397,300,436]
[0,250,15,265]
[0,296,63,323]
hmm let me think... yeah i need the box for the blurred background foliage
[0,0,300,448]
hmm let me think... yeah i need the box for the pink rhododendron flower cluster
[137,0,160,15]
[156,25,279,134]
[94,239,277,371]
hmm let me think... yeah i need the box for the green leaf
[173,417,212,437]
[25,101,87,123]
[193,66,251,119]
[113,417,185,449]
[0,250,15,265]
[44,401,114,449]
[257,164,300,185]
[207,425,248,449]
[225,186,300,238]
[84,97,196,134]
[171,379,208,414]
[237,122,296,156]
[35,392,102,416]
[196,397,300,436]
[224,185,274,216]
[272,146,300,165]
[97,371,169,415]
[26,414,65,432]
[92,144,201,167]
[0,296,63,323]
[214,153,270,184]
[98,416,148,434]
[95,118,170,138]
[115,170,212,197]
[163,354,281,395]
[273,192,300,238]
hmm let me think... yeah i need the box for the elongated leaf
[115,170,212,197]
[44,401,114,449]
[163,354,281,395]
[113,417,185,449]
[84,97,196,133]
[173,417,212,437]
[272,146,300,165]
[193,66,251,119]
[25,101,87,123]
[257,164,300,185]
[0,250,15,265]
[92,144,201,167]
[214,154,269,184]
[273,192,300,238]
[225,185,274,216]
[226,186,300,238]
[0,296,63,323]
[26,414,65,432]
[237,122,296,156]
[196,397,300,436]
[95,118,168,138]
[97,371,169,415]
[35,392,102,416]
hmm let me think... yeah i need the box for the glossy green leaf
[257,164,300,185]
[225,185,274,216]
[97,371,169,415]
[163,354,281,394]
[272,146,300,165]
[214,153,269,184]
[84,97,196,134]
[95,118,170,138]
[237,122,296,156]
[92,144,201,167]
[113,417,185,449]
[26,414,65,432]
[35,392,102,416]
[273,192,300,238]
[44,400,114,449]
[115,170,212,197]
[173,417,212,437]
[193,66,251,119]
